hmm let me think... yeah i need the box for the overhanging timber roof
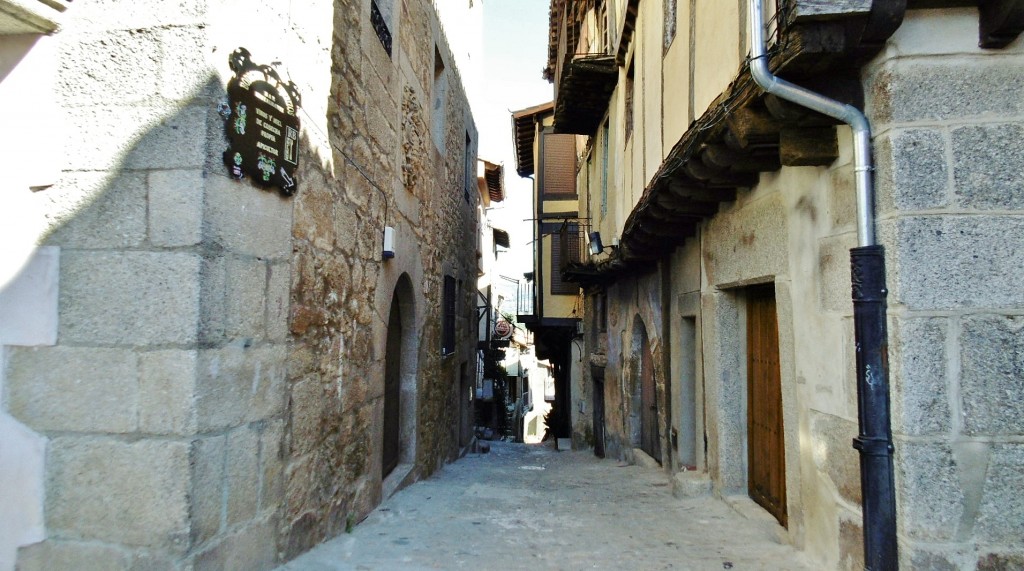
[553,54,617,135]
[564,0,914,288]
[511,101,554,177]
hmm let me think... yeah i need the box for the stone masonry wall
[2,0,479,569]
[281,0,479,560]
[865,10,1024,569]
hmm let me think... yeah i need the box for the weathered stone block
[828,165,857,230]
[139,350,197,435]
[899,543,973,571]
[292,169,337,253]
[894,441,964,540]
[977,552,1024,571]
[58,30,161,107]
[870,60,1024,124]
[225,257,267,340]
[195,344,287,431]
[65,0,207,31]
[810,412,861,506]
[817,233,857,312]
[226,425,260,526]
[889,317,950,435]
[62,106,207,172]
[289,376,327,456]
[204,175,293,259]
[702,192,788,287]
[16,539,130,571]
[975,444,1024,542]
[875,128,949,214]
[189,435,225,547]
[149,170,204,247]
[192,517,278,571]
[266,262,291,342]
[260,419,285,511]
[960,315,1024,435]
[45,172,148,249]
[157,26,216,102]
[838,517,864,571]
[48,437,190,550]
[952,123,1024,210]
[6,346,137,433]
[60,251,201,346]
[882,216,1024,310]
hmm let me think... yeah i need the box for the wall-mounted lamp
[588,231,604,256]
[383,226,395,259]
[589,231,617,256]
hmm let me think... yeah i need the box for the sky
[476,0,552,284]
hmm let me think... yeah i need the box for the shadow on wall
[0,69,338,568]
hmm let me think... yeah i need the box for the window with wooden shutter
[540,131,578,201]
[543,222,580,296]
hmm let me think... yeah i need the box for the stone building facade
[541,0,1024,569]
[0,0,481,569]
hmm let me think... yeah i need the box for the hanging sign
[494,319,513,339]
[222,48,301,195]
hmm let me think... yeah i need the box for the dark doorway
[746,286,787,527]
[593,375,606,458]
[640,330,660,463]
[382,294,402,478]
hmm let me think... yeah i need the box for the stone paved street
[276,442,814,571]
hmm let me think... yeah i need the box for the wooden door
[640,336,661,463]
[747,287,787,527]
[593,376,606,458]
[382,298,401,478]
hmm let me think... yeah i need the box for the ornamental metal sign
[222,48,301,195]
[494,319,513,339]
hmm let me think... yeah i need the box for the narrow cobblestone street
[277,442,813,570]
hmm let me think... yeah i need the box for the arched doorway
[382,274,417,481]
[630,318,660,463]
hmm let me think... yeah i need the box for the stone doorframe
[381,272,419,498]
[704,281,803,542]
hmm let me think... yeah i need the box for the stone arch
[382,273,418,489]
[627,315,660,463]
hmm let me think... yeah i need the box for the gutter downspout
[747,2,898,570]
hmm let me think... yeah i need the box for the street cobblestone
[277,441,814,570]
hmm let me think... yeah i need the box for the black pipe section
[850,245,898,570]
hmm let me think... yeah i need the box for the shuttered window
[543,222,580,295]
[540,131,577,201]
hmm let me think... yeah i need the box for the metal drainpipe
[747,1,898,569]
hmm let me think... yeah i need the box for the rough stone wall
[282,0,479,558]
[1,0,479,569]
[596,270,670,467]
[863,10,1024,569]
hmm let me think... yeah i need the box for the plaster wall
[596,139,864,568]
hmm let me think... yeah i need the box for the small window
[540,131,578,201]
[370,0,393,57]
[431,47,448,151]
[442,275,457,355]
[543,222,581,296]
[464,131,473,203]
